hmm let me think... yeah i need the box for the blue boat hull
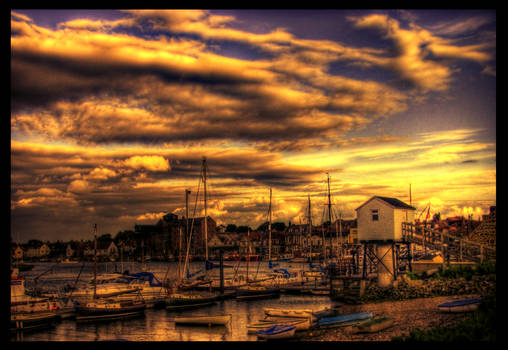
[318,312,373,328]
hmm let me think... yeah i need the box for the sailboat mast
[202,157,208,261]
[308,195,312,261]
[327,173,332,225]
[247,228,251,282]
[93,223,97,299]
[268,187,272,262]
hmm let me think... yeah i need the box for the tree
[236,226,251,233]
[114,230,135,244]
[97,233,112,242]
[257,222,269,231]
[272,222,286,232]
[226,224,237,233]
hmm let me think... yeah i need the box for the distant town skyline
[11,10,496,242]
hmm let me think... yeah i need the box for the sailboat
[235,228,280,300]
[75,224,146,322]
[165,158,222,310]
[10,268,59,333]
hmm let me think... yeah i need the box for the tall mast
[268,187,272,262]
[186,189,191,238]
[324,173,332,264]
[246,228,251,282]
[93,223,97,299]
[202,157,208,261]
[327,173,332,225]
[308,195,312,261]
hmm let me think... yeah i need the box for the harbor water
[12,261,335,341]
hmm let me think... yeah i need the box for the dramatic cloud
[10,10,496,241]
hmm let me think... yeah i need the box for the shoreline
[295,295,478,341]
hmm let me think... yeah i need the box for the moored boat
[75,224,146,322]
[75,298,146,322]
[165,291,219,310]
[318,312,373,328]
[257,325,296,340]
[173,314,231,326]
[438,297,482,313]
[68,273,142,302]
[10,311,59,333]
[235,285,280,300]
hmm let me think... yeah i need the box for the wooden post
[459,239,463,262]
[392,243,397,281]
[407,242,412,272]
[362,244,367,279]
[423,228,426,256]
[219,249,224,295]
[440,232,445,269]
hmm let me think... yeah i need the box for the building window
[372,209,379,221]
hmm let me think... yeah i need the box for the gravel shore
[295,295,478,341]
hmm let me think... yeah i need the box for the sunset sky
[11,9,496,242]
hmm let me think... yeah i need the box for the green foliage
[434,261,496,280]
[405,271,421,280]
[392,288,496,342]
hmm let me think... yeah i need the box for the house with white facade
[356,196,416,242]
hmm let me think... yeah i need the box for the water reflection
[14,261,333,341]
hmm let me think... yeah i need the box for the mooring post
[362,244,367,279]
[392,243,397,281]
[407,242,412,272]
[219,249,224,295]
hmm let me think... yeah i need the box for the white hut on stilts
[356,196,416,288]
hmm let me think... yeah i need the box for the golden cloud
[123,155,170,172]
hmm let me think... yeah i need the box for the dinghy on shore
[438,297,482,313]
[350,316,393,333]
[247,317,311,333]
[318,311,373,329]
[257,324,296,340]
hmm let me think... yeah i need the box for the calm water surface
[13,261,334,341]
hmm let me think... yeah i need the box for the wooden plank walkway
[401,223,495,263]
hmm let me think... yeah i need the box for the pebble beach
[296,295,478,341]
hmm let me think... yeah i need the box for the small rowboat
[264,308,314,318]
[318,312,373,329]
[173,314,231,326]
[438,297,482,313]
[247,317,311,333]
[352,317,393,333]
[257,325,296,340]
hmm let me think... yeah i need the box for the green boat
[352,317,393,333]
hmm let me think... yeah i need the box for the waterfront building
[356,196,416,242]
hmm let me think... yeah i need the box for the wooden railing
[401,222,496,263]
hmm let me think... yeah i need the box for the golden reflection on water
[13,262,334,341]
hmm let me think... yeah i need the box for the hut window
[371,209,379,221]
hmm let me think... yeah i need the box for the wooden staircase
[402,222,496,263]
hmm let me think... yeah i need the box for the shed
[356,196,416,242]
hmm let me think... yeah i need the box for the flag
[425,204,431,220]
